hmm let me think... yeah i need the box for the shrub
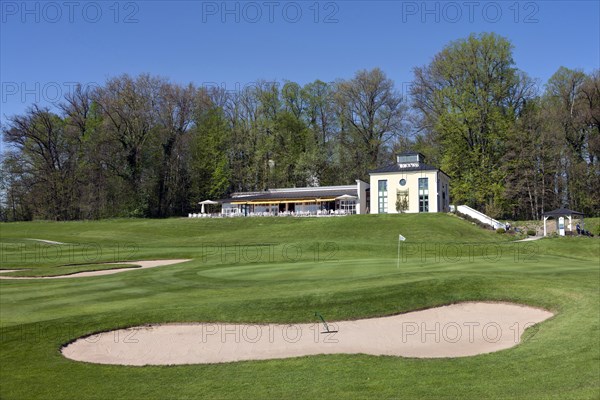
[527,230,536,236]
[496,228,506,234]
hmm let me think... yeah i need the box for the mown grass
[0,214,598,400]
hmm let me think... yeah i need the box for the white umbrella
[198,200,219,214]
[335,194,357,200]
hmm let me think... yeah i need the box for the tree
[2,106,79,220]
[150,82,196,217]
[335,68,405,180]
[411,33,535,215]
[189,104,232,203]
[542,67,600,214]
[94,74,162,215]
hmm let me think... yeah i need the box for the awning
[198,199,219,213]
[198,200,219,205]
[231,199,319,205]
[335,194,358,200]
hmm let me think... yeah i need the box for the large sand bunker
[62,302,553,365]
[0,259,190,279]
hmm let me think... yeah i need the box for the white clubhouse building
[369,152,450,214]
[218,152,449,216]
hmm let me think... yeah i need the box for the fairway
[1,214,599,399]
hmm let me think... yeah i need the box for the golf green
[0,214,598,399]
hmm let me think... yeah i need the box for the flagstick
[397,234,405,269]
[397,238,400,269]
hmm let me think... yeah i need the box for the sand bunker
[62,302,553,365]
[0,259,190,279]
[26,238,66,245]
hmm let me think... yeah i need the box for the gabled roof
[542,208,584,217]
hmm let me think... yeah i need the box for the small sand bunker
[26,238,66,245]
[62,302,553,365]
[0,259,190,279]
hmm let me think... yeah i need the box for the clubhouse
[215,152,450,217]
[221,182,369,216]
[370,152,451,214]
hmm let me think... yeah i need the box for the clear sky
[1,0,599,131]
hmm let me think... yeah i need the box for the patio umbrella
[198,200,219,214]
[335,194,357,200]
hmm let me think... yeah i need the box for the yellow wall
[369,170,449,213]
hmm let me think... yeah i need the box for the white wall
[437,172,451,213]
[356,179,370,214]
[369,170,442,214]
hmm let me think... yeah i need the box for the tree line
[2,33,598,221]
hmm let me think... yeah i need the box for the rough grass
[0,214,598,400]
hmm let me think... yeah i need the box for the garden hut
[542,208,584,236]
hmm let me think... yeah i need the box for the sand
[26,239,66,245]
[61,302,553,365]
[0,259,190,279]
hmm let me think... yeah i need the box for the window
[418,178,429,212]
[442,184,447,210]
[397,154,420,163]
[340,200,356,214]
[399,178,406,186]
[378,180,388,213]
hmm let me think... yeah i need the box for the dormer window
[396,152,424,168]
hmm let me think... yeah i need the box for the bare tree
[335,68,405,176]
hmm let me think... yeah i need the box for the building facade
[215,152,449,216]
[221,180,370,216]
[369,152,450,214]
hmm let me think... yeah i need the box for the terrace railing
[456,205,506,230]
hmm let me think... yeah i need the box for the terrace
[191,181,370,218]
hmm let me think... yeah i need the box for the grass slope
[0,214,598,400]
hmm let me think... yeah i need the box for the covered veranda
[542,208,585,236]
[221,188,360,217]
[228,196,356,217]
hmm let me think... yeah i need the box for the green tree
[189,106,232,204]
[411,33,534,215]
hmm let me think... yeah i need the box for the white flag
[398,234,406,241]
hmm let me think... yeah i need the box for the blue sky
[1,0,599,132]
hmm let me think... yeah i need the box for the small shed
[542,208,584,236]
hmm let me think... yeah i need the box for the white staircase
[455,205,506,230]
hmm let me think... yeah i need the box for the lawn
[0,214,598,399]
